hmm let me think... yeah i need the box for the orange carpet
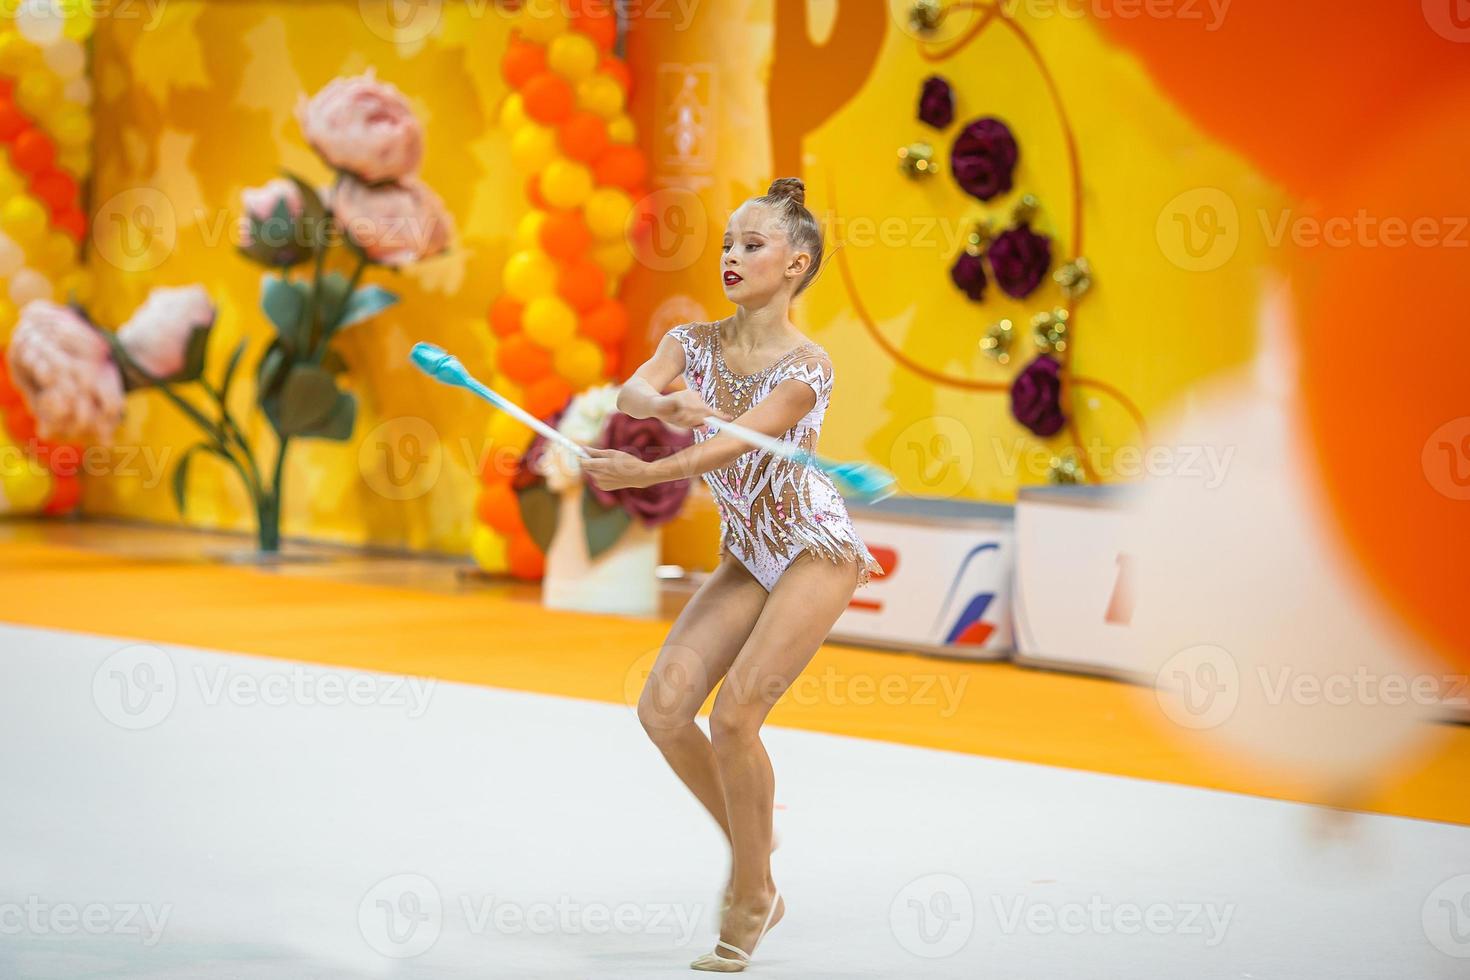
[2,534,1466,825]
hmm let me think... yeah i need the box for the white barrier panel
[1012,485,1140,678]
[831,498,1014,660]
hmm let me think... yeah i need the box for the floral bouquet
[3,69,453,552]
[510,383,695,560]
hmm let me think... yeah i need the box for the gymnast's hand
[658,389,731,429]
[582,447,652,491]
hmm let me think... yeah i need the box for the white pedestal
[542,482,660,617]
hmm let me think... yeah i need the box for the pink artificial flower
[333,174,453,266]
[6,301,125,444]
[237,178,304,247]
[296,69,424,183]
[116,285,216,380]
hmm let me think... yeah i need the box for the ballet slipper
[690,889,782,972]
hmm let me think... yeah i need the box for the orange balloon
[31,171,76,212]
[525,174,547,210]
[600,343,622,378]
[0,101,24,142]
[11,129,55,176]
[524,374,573,419]
[502,38,547,89]
[599,57,631,95]
[53,208,85,242]
[508,531,546,579]
[489,295,524,338]
[477,482,523,534]
[498,333,554,385]
[539,209,592,260]
[3,406,36,444]
[43,473,81,516]
[0,359,21,408]
[1296,81,1470,672]
[592,146,646,193]
[557,110,609,163]
[556,257,606,313]
[521,72,575,125]
[571,6,616,53]
[578,298,627,346]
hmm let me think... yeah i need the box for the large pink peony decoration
[333,175,453,266]
[295,69,424,183]
[117,285,216,379]
[6,301,125,444]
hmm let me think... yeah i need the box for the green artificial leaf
[328,284,398,337]
[582,488,632,559]
[169,323,213,384]
[256,338,290,398]
[171,443,231,515]
[260,276,310,349]
[515,482,560,554]
[218,338,247,407]
[304,390,356,441]
[272,364,341,436]
[316,271,352,331]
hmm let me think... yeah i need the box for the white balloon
[63,77,92,107]
[16,1,65,45]
[0,233,23,278]
[8,267,53,306]
[43,38,86,80]
[1125,281,1439,795]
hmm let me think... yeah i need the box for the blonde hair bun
[766,176,806,208]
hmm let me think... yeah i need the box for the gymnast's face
[720,203,809,305]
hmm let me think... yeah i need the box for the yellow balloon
[0,466,52,514]
[489,411,532,449]
[1,198,48,244]
[0,298,16,331]
[547,33,598,82]
[0,34,32,75]
[503,249,558,301]
[472,523,510,573]
[541,158,592,209]
[518,0,567,43]
[606,114,636,144]
[489,373,523,401]
[17,72,59,112]
[554,338,605,388]
[515,211,547,250]
[593,240,635,278]
[576,75,625,119]
[510,122,558,172]
[584,187,633,240]
[0,167,22,200]
[523,295,577,347]
[498,92,528,132]
[51,108,90,148]
[42,232,75,271]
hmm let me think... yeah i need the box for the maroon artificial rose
[988,223,1052,299]
[587,411,696,528]
[949,251,987,302]
[918,75,954,129]
[1010,354,1065,437]
[950,117,1018,202]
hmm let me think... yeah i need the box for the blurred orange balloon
[11,129,55,176]
[0,101,24,142]
[1295,81,1470,672]
[557,256,606,313]
[525,374,573,420]
[31,171,75,213]
[578,298,627,347]
[557,110,609,163]
[498,333,554,386]
[53,208,85,242]
[592,145,646,191]
[477,481,523,534]
[508,531,546,580]
[539,208,592,260]
[525,174,548,211]
[571,5,616,53]
[489,295,524,338]
[43,473,81,516]
[599,57,631,95]
[522,72,574,125]
[502,38,547,89]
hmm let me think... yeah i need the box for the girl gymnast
[582,177,884,972]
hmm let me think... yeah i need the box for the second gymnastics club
[409,342,591,460]
[703,415,898,503]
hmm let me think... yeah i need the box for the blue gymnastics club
[703,416,898,503]
[409,342,591,460]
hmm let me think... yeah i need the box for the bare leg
[697,552,861,965]
[637,554,769,842]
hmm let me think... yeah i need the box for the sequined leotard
[669,319,884,591]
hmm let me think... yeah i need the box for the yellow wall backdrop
[82,0,1286,563]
